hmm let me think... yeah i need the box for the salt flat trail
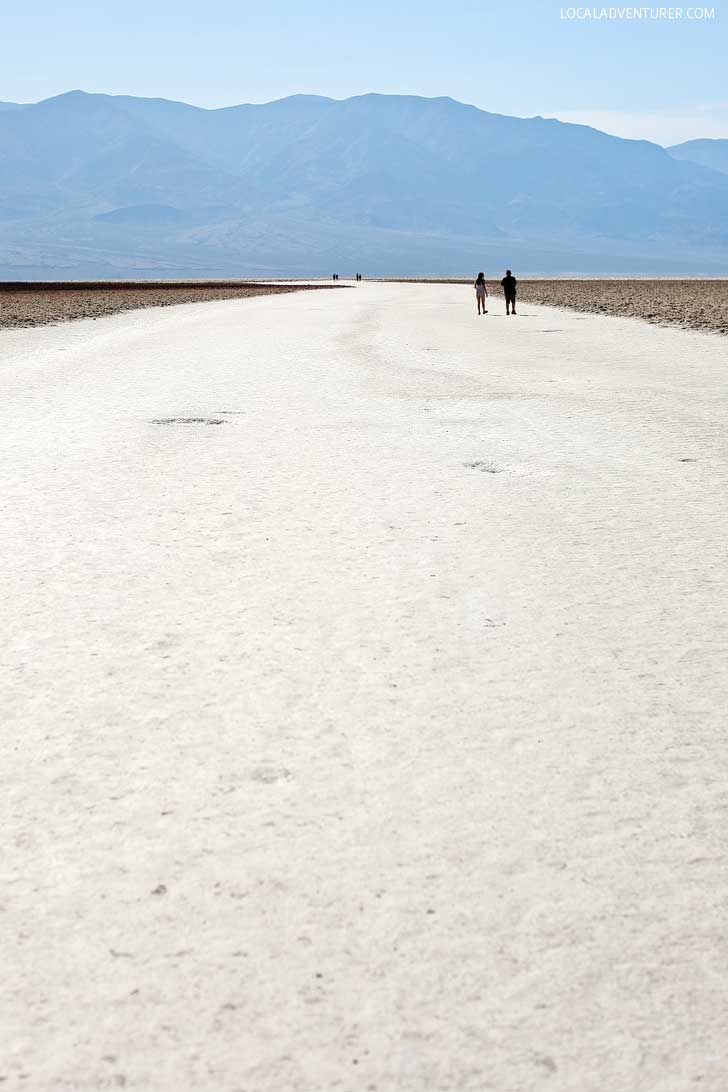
[2,282,727,1091]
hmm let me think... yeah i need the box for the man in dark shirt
[501,270,517,315]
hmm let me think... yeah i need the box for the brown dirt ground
[511,279,728,336]
[0,281,337,330]
[385,278,728,336]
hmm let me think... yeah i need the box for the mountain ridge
[668,138,728,177]
[1,90,727,277]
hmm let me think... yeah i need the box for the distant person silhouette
[474,272,488,315]
[501,270,517,315]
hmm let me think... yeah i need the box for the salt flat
[2,282,727,1091]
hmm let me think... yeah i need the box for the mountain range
[667,139,728,178]
[0,90,727,278]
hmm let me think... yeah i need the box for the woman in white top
[474,272,488,315]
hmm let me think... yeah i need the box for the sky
[2,0,726,145]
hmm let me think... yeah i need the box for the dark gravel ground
[0,281,337,329]
[511,279,728,336]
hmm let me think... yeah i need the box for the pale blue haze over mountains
[667,140,728,177]
[1,90,727,277]
[4,0,727,144]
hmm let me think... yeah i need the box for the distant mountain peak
[667,137,728,176]
[2,89,728,276]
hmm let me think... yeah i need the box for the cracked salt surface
[151,416,225,425]
[464,458,536,477]
[464,459,507,473]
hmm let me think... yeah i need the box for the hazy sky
[3,0,726,144]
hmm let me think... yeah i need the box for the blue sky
[3,0,726,144]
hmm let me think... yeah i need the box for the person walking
[501,269,517,315]
[474,272,489,315]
